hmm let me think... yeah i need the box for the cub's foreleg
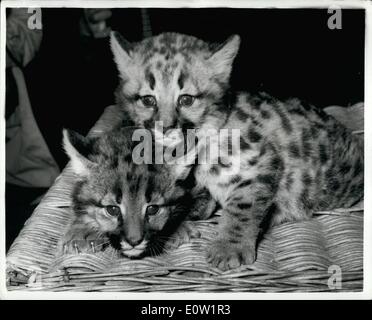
[206,144,283,270]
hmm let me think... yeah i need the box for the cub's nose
[126,236,144,247]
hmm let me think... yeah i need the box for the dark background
[6,8,365,249]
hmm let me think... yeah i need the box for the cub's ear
[172,163,194,182]
[110,31,133,79]
[62,129,94,176]
[153,128,197,181]
[168,148,197,182]
[208,34,240,82]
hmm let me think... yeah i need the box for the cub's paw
[206,239,256,271]
[165,222,201,249]
[59,228,109,255]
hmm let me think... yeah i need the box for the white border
[0,0,370,9]
[0,0,371,300]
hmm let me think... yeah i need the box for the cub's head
[63,127,193,258]
[111,31,240,131]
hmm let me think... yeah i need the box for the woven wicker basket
[6,103,364,292]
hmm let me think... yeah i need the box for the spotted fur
[110,32,364,270]
[62,126,208,258]
[111,31,239,130]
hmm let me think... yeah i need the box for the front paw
[59,228,109,255]
[206,239,256,270]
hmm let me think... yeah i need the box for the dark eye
[178,95,195,107]
[146,205,160,216]
[105,205,121,217]
[141,95,157,107]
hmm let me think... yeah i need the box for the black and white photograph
[1,0,370,299]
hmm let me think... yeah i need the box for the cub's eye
[146,205,160,216]
[105,205,121,217]
[141,95,157,107]
[177,95,195,107]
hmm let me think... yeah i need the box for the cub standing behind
[109,31,364,270]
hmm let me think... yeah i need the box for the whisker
[95,240,111,248]
[157,235,179,242]
[149,246,156,258]
[152,245,160,257]
[154,240,167,256]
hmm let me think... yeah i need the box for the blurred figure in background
[6,8,59,191]
[6,8,60,249]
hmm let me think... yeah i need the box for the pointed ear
[172,163,193,181]
[169,145,198,182]
[153,128,196,181]
[62,129,94,176]
[110,31,133,79]
[208,34,240,82]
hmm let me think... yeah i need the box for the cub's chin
[121,248,146,258]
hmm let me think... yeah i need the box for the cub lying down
[60,126,215,258]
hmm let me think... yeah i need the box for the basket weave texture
[6,104,364,292]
